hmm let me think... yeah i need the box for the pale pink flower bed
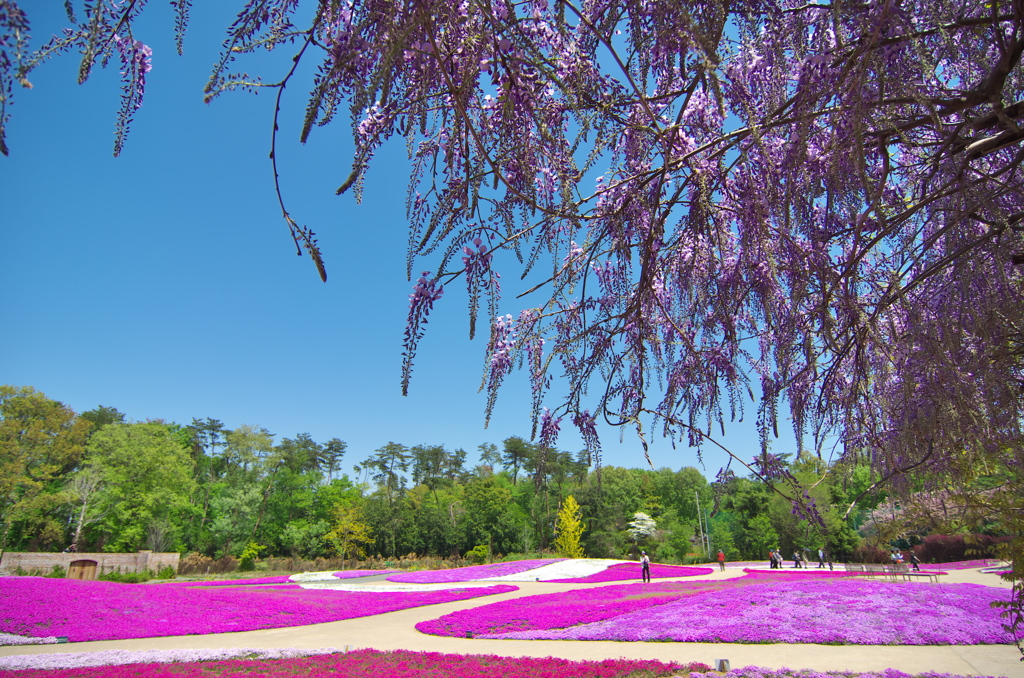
[332,569,398,579]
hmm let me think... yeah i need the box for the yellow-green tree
[553,495,585,558]
[326,504,373,559]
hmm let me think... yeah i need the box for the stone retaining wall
[0,550,179,579]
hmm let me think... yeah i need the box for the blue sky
[0,4,784,478]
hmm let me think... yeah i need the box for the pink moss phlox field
[718,669,1005,678]
[0,653,1006,678]
[387,559,566,583]
[0,577,516,642]
[482,580,1016,645]
[739,568,864,579]
[169,575,293,586]
[0,648,700,678]
[418,571,799,637]
[0,647,340,672]
[417,570,1013,643]
[928,560,997,571]
[163,571,396,587]
[547,562,714,583]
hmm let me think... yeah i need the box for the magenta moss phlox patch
[0,577,516,642]
[387,559,566,583]
[546,562,714,583]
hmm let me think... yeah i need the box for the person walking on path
[717,550,726,572]
[909,551,921,572]
[818,548,826,569]
[793,550,803,568]
[640,551,651,583]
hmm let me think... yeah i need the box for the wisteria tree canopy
[2,2,1023,511]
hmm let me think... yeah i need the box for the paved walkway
[2,567,1020,677]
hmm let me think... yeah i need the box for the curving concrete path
[1,566,1020,677]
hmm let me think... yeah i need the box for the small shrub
[178,552,214,575]
[44,564,66,578]
[852,543,890,563]
[156,565,177,579]
[238,542,265,572]
[210,555,238,574]
[12,565,59,577]
[495,552,551,563]
[915,534,1011,563]
[466,544,490,564]
[99,568,153,583]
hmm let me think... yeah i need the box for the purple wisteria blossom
[388,559,565,583]
[109,34,151,156]
[401,271,445,395]
[0,576,515,642]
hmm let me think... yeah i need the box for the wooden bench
[842,563,891,578]
[882,562,946,583]
[900,569,945,583]
[840,562,943,583]
[864,563,892,579]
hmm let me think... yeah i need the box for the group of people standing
[891,549,922,571]
[638,548,728,582]
[636,546,923,582]
[768,548,831,569]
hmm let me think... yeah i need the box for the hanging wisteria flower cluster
[238,0,1024,493]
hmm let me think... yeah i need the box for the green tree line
[5,384,976,564]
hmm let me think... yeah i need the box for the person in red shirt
[717,550,726,571]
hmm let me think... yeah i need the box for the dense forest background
[1,385,1007,565]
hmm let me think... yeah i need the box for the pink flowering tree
[2,0,1022,644]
